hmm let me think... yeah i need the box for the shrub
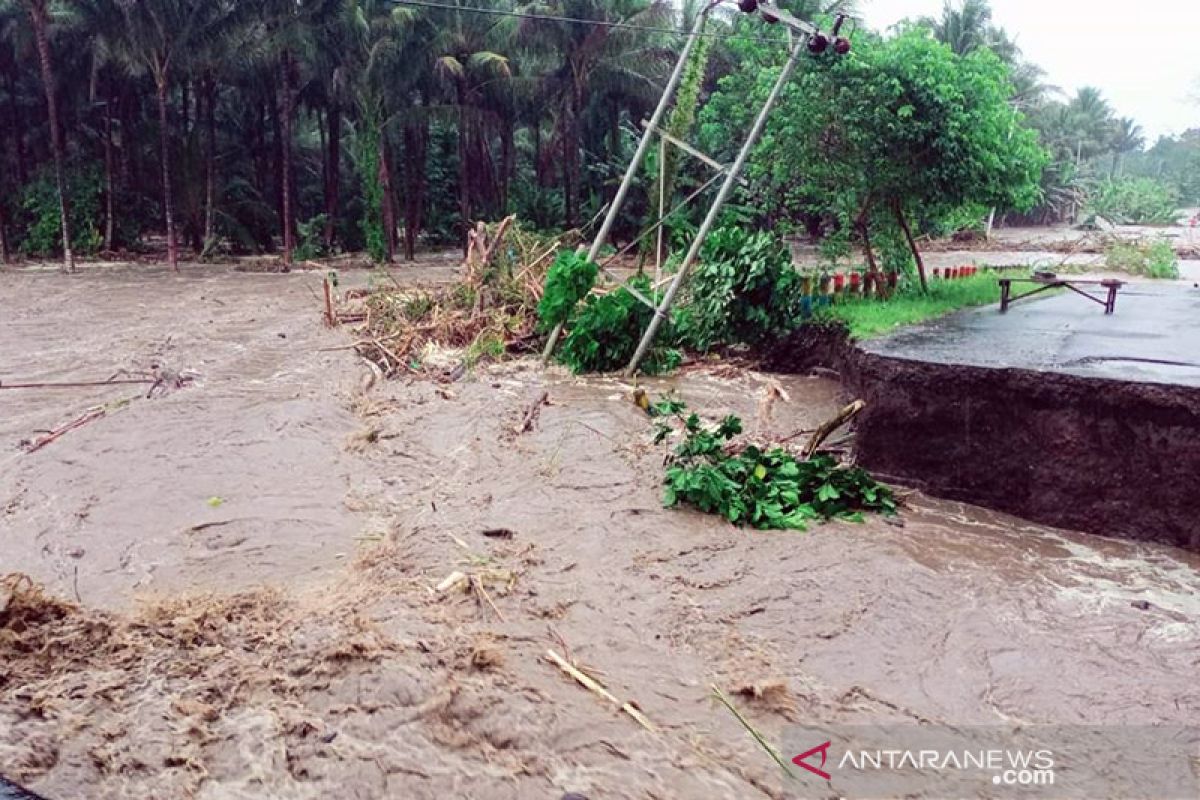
[293,214,330,261]
[537,250,598,332]
[654,398,896,530]
[673,226,802,351]
[1104,238,1180,279]
[17,164,103,257]
[1085,178,1180,225]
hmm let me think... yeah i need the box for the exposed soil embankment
[770,324,1200,551]
[846,354,1200,550]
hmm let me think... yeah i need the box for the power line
[392,0,796,47]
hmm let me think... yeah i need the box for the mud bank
[768,320,1200,551]
[847,354,1200,551]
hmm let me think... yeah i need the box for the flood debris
[514,390,550,435]
[544,648,655,733]
[710,685,794,777]
[20,406,107,453]
[326,219,575,380]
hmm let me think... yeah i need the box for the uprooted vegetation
[330,220,822,380]
[652,397,897,530]
[334,219,576,379]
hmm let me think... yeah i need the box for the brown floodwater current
[1,263,1196,799]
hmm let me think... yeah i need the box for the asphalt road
[864,282,1200,387]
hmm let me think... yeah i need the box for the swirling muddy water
[1,264,1197,799]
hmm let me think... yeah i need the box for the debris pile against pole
[536,1,854,374]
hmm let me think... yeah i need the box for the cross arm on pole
[640,120,750,188]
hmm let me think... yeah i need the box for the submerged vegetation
[1104,239,1180,280]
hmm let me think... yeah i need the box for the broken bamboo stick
[25,407,106,453]
[323,277,336,327]
[0,378,155,390]
[515,391,550,435]
[545,648,655,733]
[802,399,865,459]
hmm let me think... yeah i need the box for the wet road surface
[864,282,1200,387]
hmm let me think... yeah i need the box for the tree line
[0,0,1193,274]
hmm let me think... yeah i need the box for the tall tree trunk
[378,133,396,264]
[279,51,295,268]
[6,65,27,184]
[180,80,190,135]
[893,200,926,292]
[155,72,179,271]
[269,89,283,242]
[403,118,427,262]
[855,195,877,273]
[456,85,470,254]
[103,90,115,251]
[500,116,513,214]
[562,83,584,229]
[119,82,133,190]
[0,207,9,264]
[253,100,267,203]
[27,0,74,273]
[533,121,543,187]
[323,99,341,250]
[203,74,217,244]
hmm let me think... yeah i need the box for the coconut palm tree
[105,0,217,270]
[922,0,996,56]
[518,0,672,228]
[1110,117,1144,177]
[428,1,512,239]
[1067,86,1115,164]
[19,0,73,271]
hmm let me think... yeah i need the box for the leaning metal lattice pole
[540,5,714,365]
[624,32,805,376]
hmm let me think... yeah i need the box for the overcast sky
[861,0,1200,142]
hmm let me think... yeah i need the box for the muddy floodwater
[2,264,1198,799]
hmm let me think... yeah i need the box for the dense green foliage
[0,0,1185,271]
[537,250,599,332]
[557,275,680,375]
[1085,178,1181,225]
[17,164,102,257]
[1104,239,1180,279]
[700,24,1045,280]
[674,226,803,351]
[0,0,686,264]
[654,399,897,530]
[1126,131,1200,206]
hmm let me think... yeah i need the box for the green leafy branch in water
[653,396,897,530]
[537,250,598,332]
[554,274,681,375]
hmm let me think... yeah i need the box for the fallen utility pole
[625,29,804,377]
[536,0,849,374]
[540,5,711,364]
